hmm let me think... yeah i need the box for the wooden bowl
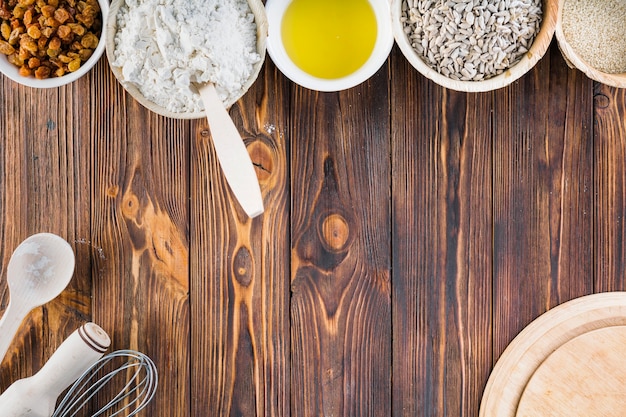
[391,0,558,92]
[555,0,626,89]
[105,0,268,119]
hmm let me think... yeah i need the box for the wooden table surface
[1,32,625,416]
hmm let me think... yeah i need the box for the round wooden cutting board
[479,292,626,417]
[516,326,626,417]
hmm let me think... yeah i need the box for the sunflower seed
[401,0,542,81]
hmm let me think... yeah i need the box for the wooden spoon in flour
[197,82,264,218]
[147,5,264,218]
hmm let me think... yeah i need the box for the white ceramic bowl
[106,0,268,119]
[0,0,108,88]
[266,0,394,92]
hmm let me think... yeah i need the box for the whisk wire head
[52,349,158,417]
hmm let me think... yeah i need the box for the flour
[113,0,260,113]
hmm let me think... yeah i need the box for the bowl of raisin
[0,0,107,88]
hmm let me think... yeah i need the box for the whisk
[52,349,158,417]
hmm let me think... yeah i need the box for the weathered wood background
[1,36,625,416]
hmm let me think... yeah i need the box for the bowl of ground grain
[106,0,267,119]
[392,0,558,92]
[556,0,626,89]
[0,0,107,88]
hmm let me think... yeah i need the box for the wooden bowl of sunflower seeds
[555,0,626,89]
[392,0,558,92]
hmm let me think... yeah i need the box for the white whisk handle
[32,322,110,392]
[0,322,111,417]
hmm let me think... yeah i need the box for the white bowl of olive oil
[266,0,393,92]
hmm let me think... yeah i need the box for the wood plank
[190,60,291,416]
[89,62,190,416]
[541,47,594,303]
[492,46,594,360]
[0,79,45,383]
[391,48,493,416]
[594,84,626,291]
[289,65,391,416]
[0,76,93,390]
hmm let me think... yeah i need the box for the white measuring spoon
[0,233,75,364]
[197,82,264,218]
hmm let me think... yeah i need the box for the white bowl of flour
[106,0,267,119]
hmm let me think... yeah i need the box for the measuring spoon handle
[0,299,30,365]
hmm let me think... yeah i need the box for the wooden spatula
[197,82,264,218]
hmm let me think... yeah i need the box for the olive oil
[281,0,377,79]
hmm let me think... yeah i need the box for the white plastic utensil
[0,322,111,417]
[0,233,76,364]
[198,82,264,218]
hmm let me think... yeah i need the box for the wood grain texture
[492,48,594,360]
[190,60,291,417]
[541,46,594,303]
[594,84,626,291]
[290,64,391,416]
[89,60,190,416]
[391,46,493,417]
[517,326,626,417]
